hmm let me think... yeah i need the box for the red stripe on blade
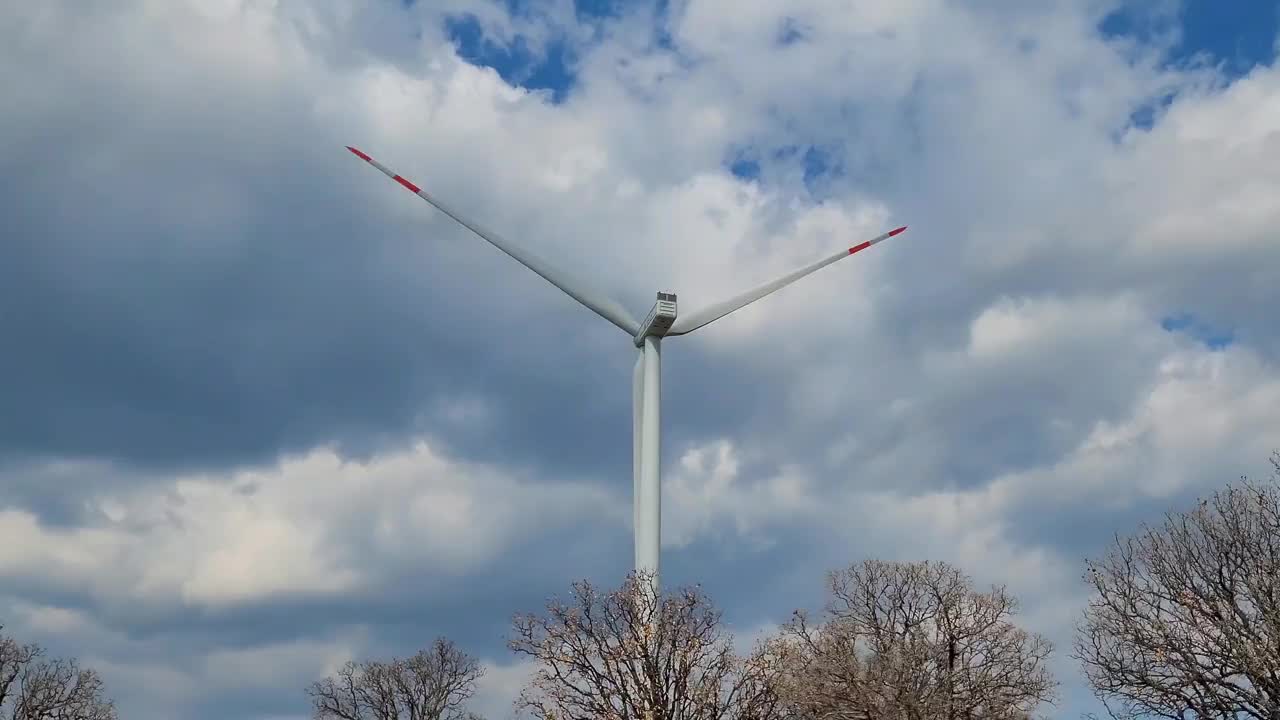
[346,146,372,162]
[888,225,907,237]
[848,241,872,255]
[394,175,421,194]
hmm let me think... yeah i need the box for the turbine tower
[346,146,906,591]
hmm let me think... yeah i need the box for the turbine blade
[666,226,906,336]
[346,146,642,336]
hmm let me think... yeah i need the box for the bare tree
[307,637,485,720]
[1074,452,1280,720]
[764,559,1056,720]
[508,571,785,720]
[0,624,118,720]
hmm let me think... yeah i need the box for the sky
[1,0,1279,718]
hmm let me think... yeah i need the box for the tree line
[305,451,1280,720]
[4,452,1276,719]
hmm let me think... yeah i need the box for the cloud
[470,658,540,720]
[663,439,816,549]
[989,342,1280,515]
[2,0,1280,718]
[0,438,621,612]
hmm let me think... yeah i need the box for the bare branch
[307,637,484,720]
[509,571,785,720]
[0,624,118,720]
[1074,452,1280,720]
[764,559,1056,720]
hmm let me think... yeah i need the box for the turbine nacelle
[635,292,678,345]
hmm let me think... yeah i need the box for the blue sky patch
[486,0,626,21]
[1126,89,1180,131]
[1101,0,1279,77]
[1161,311,1235,349]
[1178,0,1279,73]
[444,13,578,103]
[573,0,627,21]
[724,143,844,196]
[727,152,761,181]
[801,145,840,188]
[440,0,676,103]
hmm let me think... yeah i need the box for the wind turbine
[345,146,906,591]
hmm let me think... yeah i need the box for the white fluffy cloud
[663,439,816,549]
[0,439,620,610]
[987,342,1280,511]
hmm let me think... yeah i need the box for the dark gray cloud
[0,60,763,489]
